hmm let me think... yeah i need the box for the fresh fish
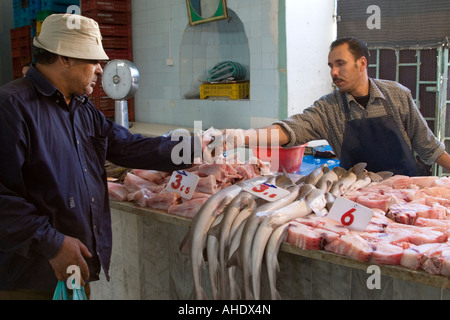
[297,183,315,200]
[206,214,224,300]
[349,162,367,176]
[276,166,295,187]
[332,166,347,178]
[267,199,311,227]
[265,223,289,300]
[376,171,394,180]
[367,171,384,183]
[184,176,268,300]
[226,221,246,300]
[348,171,372,192]
[296,164,328,186]
[325,192,336,211]
[329,171,357,197]
[232,184,301,300]
[315,169,339,192]
[250,216,272,300]
[228,201,257,243]
[251,200,311,299]
[217,192,256,299]
[189,190,238,300]
[305,188,328,217]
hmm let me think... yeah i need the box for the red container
[251,144,307,173]
[83,9,130,25]
[81,0,131,12]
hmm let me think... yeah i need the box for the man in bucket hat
[0,14,196,299]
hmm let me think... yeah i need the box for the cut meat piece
[386,203,447,225]
[400,243,442,270]
[293,216,350,236]
[364,223,385,233]
[369,242,404,265]
[409,176,440,188]
[414,217,450,231]
[421,243,450,275]
[378,175,411,189]
[196,163,241,183]
[324,233,374,262]
[123,173,165,193]
[386,203,418,225]
[424,195,450,207]
[196,175,220,194]
[439,248,450,276]
[371,209,394,226]
[431,176,450,188]
[287,221,340,250]
[352,193,397,212]
[168,197,209,218]
[145,191,181,211]
[108,182,129,201]
[132,169,170,184]
[287,222,322,250]
[311,217,351,235]
[127,188,155,207]
[421,186,450,198]
[386,223,447,245]
[234,163,258,180]
[182,191,211,201]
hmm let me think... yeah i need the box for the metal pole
[115,100,129,129]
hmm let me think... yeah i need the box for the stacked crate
[81,0,134,122]
[11,0,80,79]
[10,25,32,79]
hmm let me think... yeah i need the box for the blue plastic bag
[52,280,87,300]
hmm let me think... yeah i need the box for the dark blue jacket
[0,65,193,290]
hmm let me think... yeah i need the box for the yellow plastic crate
[37,20,44,36]
[200,81,250,100]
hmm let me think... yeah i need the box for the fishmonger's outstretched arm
[223,124,291,149]
[435,151,450,173]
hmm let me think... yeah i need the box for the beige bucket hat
[33,13,109,61]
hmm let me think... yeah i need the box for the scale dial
[102,59,139,100]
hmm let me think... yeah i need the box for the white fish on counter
[232,184,301,300]
[251,199,311,299]
[206,214,224,300]
[265,223,289,300]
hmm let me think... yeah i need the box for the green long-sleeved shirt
[275,78,444,165]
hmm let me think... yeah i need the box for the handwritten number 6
[341,208,356,226]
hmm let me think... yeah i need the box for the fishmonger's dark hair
[330,37,370,68]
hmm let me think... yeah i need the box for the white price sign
[165,170,199,200]
[244,182,290,202]
[327,197,373,231]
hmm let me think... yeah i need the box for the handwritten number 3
[171,174,183,190]
[252,184,270,192]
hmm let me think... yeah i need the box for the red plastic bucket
[251,144,307,173]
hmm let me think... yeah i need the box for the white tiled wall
[131,0,282,130]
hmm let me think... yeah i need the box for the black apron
[339,93,427,176]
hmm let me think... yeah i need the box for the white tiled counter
[128,122,193,138]
[89,122,450,300]
[89,200,450,300]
